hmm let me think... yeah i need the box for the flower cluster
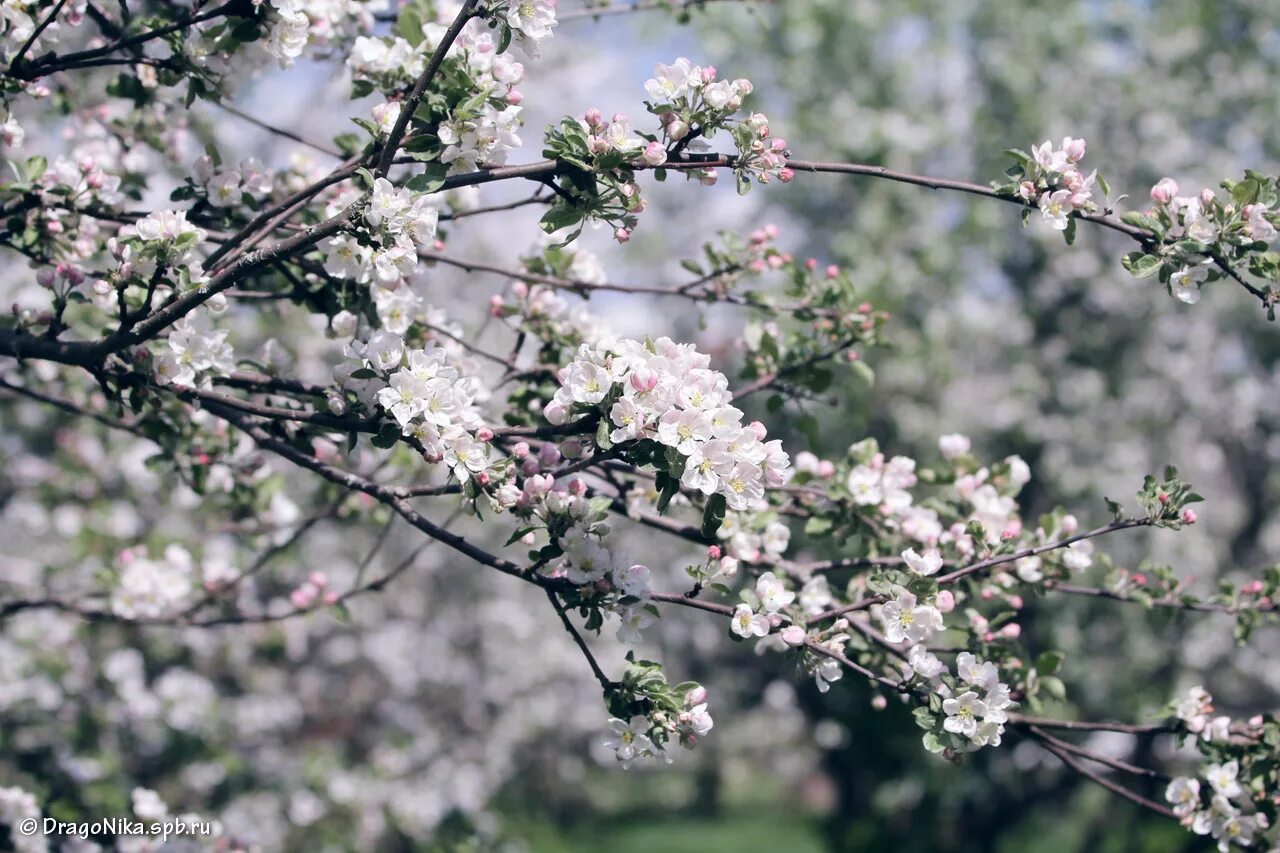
[546,337,792,511]
[111,544,197,619]
[909,650,1015,752]
[363,177,441,283]
[151,306,235,389]
[731,571,795,638]
[602,663,712,768]
[642,57,790,190]
[352,335,487,471]
[1177,685,1233,743]
[1167,761,1267,851]
[1122,176,1280,305]
[999,137,1099,232]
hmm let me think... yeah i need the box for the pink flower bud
[476,427,494,442]
[614,227,631,244]
[568,477,587,496]
[538,443,561,466]
[489,294,504,316]
[1200,188,1216,207]
[999,623,1021,639]
[323,591,340,605]
[520,458,540,476]
[748,420,767,440]
[1150,178,1178,205]
[476,471,491,486]
[290,588,313,609]
[936,590,956,613]
[1001,520,1023,540]
[1063,137,1086,162]
[779,168,795,183]
[506,89,523,105]
[981,588,994,600]
[817,460,836,478]
[871,695,888,710]
[629,367,659,393]
[642,141,667,167]
[1132,573,1147,587]
[1158,492,1169,504]
[1008,595,1024,610]
[825,264,839,279]
[707,545,722,559]
[686,685,708,706]
[667,119,690,141]
[780,625,806,646]
[1243,580,1264,595]
[701,66,717,83]
[1181,508,1197,525]
[511,281,528,299]
[513,442,530,459]
[583,107,603,128]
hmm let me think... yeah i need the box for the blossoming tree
[1,0,1278,849]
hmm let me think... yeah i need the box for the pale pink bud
[778,168,795,183]
[871,695,888,710]
[511,281,528,298]
[583,108,603,128]
[629,367,659,393]
[1001,520,1023,540]
[981,588,994,600]
[707,545,722,559]
[476,471,491,486]
[1060,514,1079,535]
[323,590,340,605]
[1063,137,1086,162]
[1181,508,1197,525]
[1200,188,1215,207]
[747,420,767,440]
[520,458,540,476]
[999,623,1021,639]
[936,590,955,613]
[1150,178,1178,205]
[290,588,313,609]
[538,443,561,466]
[567,477,587,496]
[506,89,523,105]
[642,141,667,167]
[513,442,530,459]
[476,427,494,442]
[780,625,806,646]
[817,460,836,478]
[489,294,504,316]
[1242,580,1264,595]
[667,119,690,141]
[1008,595,1024,610]
[544,400,568,425]
[686,685,708,706]
[825,264,839,279]
[614,227,631,244]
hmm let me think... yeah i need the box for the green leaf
[1035,651,1064,675]
[371,422,400,449]
[700,493,727,539]
[1040,675,1067,702]
[539,205,584,235]
[1121,252,1163,278]
[922,731,947,754]
[1063,216,1077,246]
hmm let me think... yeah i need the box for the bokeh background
[3,1,1279,850]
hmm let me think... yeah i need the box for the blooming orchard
[0,0,1278,849]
